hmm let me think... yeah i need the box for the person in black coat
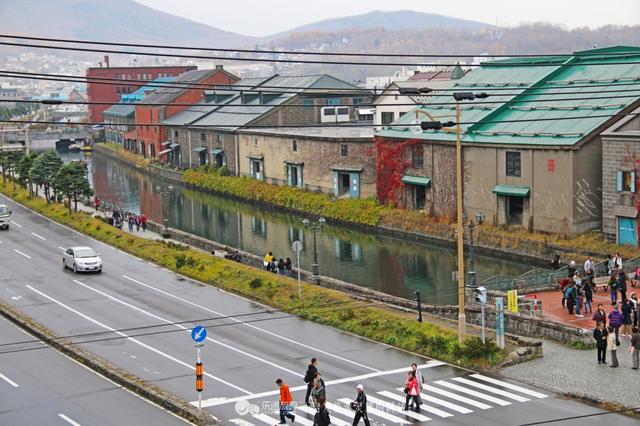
[593,322,608,364]
[351,384,370,426]
[303,357,318,406]
[619,269,628,303]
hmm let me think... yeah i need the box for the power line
[4,70,640,96]
[3,111,640,129]
[517,406,640,425]
[5,34,635,59]
[3,40,640,67]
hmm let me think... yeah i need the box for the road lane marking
[366,395,432,422]
[122,274,379,373]
[0,372,19,388]
[31,232,46,241]
[421,385,492,409]
[59,246,66,251]
[470,374,548,399]
[296,405,351,426]
[10,220,22,228]
[13,249,31,259]
[451,377,529,402]
[196,361,444,408]
[26,285,251,395]
[72,279,303,378]
[58,414,82,426]
[377,391,452,418]
[434,380,511,406]
[337,398,411,424]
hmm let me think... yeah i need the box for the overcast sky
[134,0,639,36]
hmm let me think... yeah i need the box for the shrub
[248,278,262,289]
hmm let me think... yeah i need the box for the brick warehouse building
[135,66,239,159]
[375,46,640,236]
[86,57,196,122]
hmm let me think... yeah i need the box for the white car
[0,204,11,230]
[63,246,103,273]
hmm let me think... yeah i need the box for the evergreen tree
[53,161,93,212]
[18,152,38,194]
[30,150,63,202]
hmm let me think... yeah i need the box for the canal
[71,151,534,305]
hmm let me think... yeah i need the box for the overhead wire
[516,406,640,425]
[5,34,638,59]
[2,40,640,67]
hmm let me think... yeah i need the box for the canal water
[63,150,533,305]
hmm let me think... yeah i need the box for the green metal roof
[377,46,640,147]
[492,185,530,197]
[211,148,224,155]
[193,146,207,153]
[402,175,431,186]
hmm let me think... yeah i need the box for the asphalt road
[0,193,638,426]
[0,316,187,426]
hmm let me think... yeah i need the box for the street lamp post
[420,91,488,342]
[302,217,326,281]
[466,210,486,289]
[155,184,174,238]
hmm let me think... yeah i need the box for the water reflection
[72,153,533,304]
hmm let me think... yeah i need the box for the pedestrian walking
[409,363,424,409]
[303,358,318,407]
[607,326,619,368]
[285,257,292,277]
[139,213,147,232]
[135,215,141,231]
[584,256,594,278]
[565,282,576,315]
[592,304,607,327]
[619,268,628,303]
[275,379,295,424]
[277,258,286,275]
[403,371,421,412]
[613,252,623,270]
[264,251,274,270]
[127,213,134,232]
[609,272,619,305]
[574,273,584,318]
[621,298,633,337]
[567,260,577,278]
[310,378,326,409]
[94,197,101,212]
[584,277,594,315]
[631,293,639,327]
[313,403,331,426]
[593,322,608,365]
[350,384,370,426]
[629,326,640,369]
[609,305,624,346]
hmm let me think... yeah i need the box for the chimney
[104,55,110,67]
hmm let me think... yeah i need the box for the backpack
[564,286,574,299]
[303,367,315,384]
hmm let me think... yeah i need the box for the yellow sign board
[507,290,518,313]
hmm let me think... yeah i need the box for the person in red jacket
[276,379,295,424]
[403,370,421,412]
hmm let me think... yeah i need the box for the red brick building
[86,58,196,122]
[135,66,239,159]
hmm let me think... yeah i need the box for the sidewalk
[531,288,621,327]
[502,336,639,409]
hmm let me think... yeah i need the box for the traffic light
[474,286,487,304]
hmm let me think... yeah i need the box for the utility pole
[455,100,466,343]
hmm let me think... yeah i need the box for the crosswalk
[228,374,548,425]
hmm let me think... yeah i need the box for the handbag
[403,386,409,394]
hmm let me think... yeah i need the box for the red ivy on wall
[375,137,421,205]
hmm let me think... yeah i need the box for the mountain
[264,10,493,41]
[0,0,255,48]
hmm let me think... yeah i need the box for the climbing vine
[375,136,421,206]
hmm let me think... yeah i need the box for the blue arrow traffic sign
[191,325,207,343]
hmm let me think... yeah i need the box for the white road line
[196,362,444,408]
[252,413,290,425]
[58,413,82,426]
[419,393,473,414]
[367,395,432,422]
[0,372,19,388]
[26,285,250,395]
[122,274,380,372]
[13,249,31,259]
[31,232,46,241]
[59,246,66,251]
[422,385,492,410]
[72,279,303,378]
[337,398,411,424]
[10,220,22,228]
[325,402,363,421]
[451,377,530,402]
[434,380,511,406]
[378,391,452,418]
[296,405,351,426]
[470,374,548,399]
[229,420,256,426]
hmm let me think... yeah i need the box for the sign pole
[196,344,202,412]
[481,303,486,345]
[296,250,301,299]
[495,297,505,349]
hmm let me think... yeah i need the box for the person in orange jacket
[276,378,295,424]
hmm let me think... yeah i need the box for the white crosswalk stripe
[423,385,492,410]
[378,391,452,418]
[252,412,314,426]
[434,380,511,406]
[229,419,255,426]
[420,393,473,414]
[326,402,361,421]
[367,395,432,422]
[296,405,351,426]
[452,377,530,402]
[337,398,412,424]
[470,374,548,399]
